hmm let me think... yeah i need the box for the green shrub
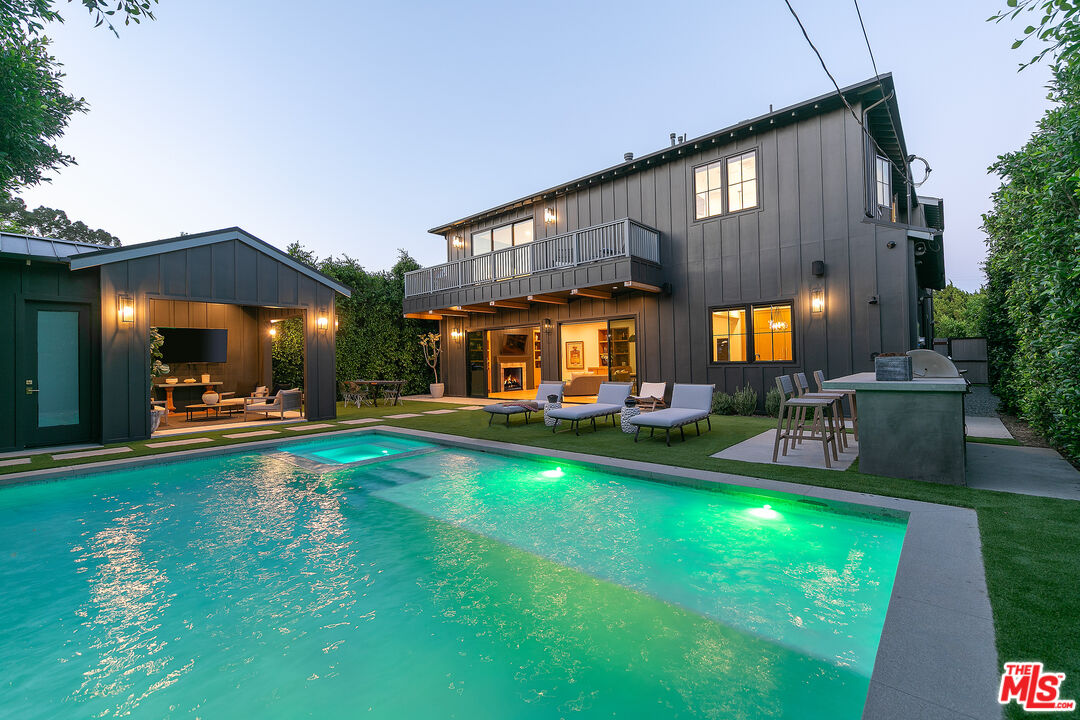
[732,384,758,416]
[764,388,782,418]
[712,391,735,415]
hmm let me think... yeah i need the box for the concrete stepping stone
[52,447,132,461]
[222,430,280,439]
[965,416,1012,440]
[0,458,32,468]
[384,413,421,419]
[285,423,335,431]
[145,437,213,449]
[422,409,457,415]
[457,405,486,410]
[339,418,379,425]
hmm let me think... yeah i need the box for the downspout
[862,94,891,218]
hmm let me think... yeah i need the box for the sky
[18,0,1053,291]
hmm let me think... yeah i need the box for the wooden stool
[814,370,858,441]
[794,372,848,450]
[772,375,839,468]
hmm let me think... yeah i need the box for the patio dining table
[353,379,406,407]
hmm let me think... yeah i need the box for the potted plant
[149,327,171,432]
[419,332,444,398]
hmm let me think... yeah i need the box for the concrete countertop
[822,372,968,392]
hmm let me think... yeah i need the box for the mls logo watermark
[998,662,1076,712]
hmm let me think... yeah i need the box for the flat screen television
[159,328,228,363]
[500,333,528,354]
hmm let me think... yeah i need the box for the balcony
[404,218,660,300]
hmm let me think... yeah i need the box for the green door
[20,301,93,447]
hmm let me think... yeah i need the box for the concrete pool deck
[0,425,1002,720]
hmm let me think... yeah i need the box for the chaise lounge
[629,383,715,446]
[483,381,564,426]
[546,382,633,435]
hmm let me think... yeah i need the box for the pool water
[0,433,906,719]
[283,433,435,465]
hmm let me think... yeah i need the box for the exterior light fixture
[544,208,557,224]
[451,234,464,249]
[334,318,339,330]
[450,328,463,340]
[542,318,553,334]
[317,314,329,332]
[810,287,825,315]
[269,325,277,338]
[117,294,134,325]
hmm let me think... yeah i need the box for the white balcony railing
[405,218,660,298]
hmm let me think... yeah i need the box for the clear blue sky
[20,0,1051,291]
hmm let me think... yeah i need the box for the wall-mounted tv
[159,328,228,363]
[500,333,528,354]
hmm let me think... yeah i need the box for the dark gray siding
[99,238,338,443]
[431,104,923,403]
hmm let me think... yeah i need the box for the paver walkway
[339,418,380,425]
[144,437,213,449]
[385,413,421,419]
[966,443,1080,500]
[222,430,280,439]
[712,429,859,471]
[285,423,335,431]
[52,447,132,461]
[421,409,457,415]
[965,416,1012,440]
[0,458,31,468]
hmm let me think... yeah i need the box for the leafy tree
[981,61,1080,460]
[0,193,120,244]
[932,282,986,338]
[281,245,438,396]
[990,0,1080,70]
[270,316,305,391]
[0,0,157,193]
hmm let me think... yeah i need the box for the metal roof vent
[624,152,634,162]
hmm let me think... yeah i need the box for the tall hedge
[284,245,437,397]
[982,61,1080,461]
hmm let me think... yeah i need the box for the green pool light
[748,504,780,520]
[540,467,565,479]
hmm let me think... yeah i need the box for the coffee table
[184,398,246,421]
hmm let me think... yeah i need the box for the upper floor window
[875,155,891,209]
[710,301,793,363]
[472,219,533,256]
[694,150,758,220]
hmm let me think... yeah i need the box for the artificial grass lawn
[2,400,1076,717]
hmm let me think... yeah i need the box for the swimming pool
[0,431,906,719]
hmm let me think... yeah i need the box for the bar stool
[813,370,858,441]
[793,372,848,450]
[772,375,839,468]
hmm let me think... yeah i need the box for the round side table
[545,402,562,427]
[621,405,641,434]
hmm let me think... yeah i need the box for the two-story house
[402,74,946,402]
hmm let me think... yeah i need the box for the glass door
[607,318,638,390]
[465,331,487,398]
[20,301,93,447]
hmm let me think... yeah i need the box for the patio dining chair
[771,375,839,468]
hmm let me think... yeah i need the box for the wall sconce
[544,208,557,224]
[117,294,134,325]
[334,318,339,330]
[450,328,463,340]
[316,314,329,332]
[451,234,464,249]
[269,325,277,338]
[542,318,553,334]
[810,287,825,314]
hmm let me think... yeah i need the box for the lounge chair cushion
[669,384,714,412]
[629,407,710,428]
[545,403,622,421]
[595,382,633,405]
[483,403,534,416]
[534,382,565,408]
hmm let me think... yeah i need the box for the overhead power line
[781,0,909,183]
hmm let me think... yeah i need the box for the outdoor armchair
[629,383,715,446]
[546,382,633,435]
[244,388,302,420]
[630,381,667,411]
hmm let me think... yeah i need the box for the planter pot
[150,407,166,433]
[202,390,220,405]
[875,355,913,381]
[429,383,445,398]
[200,374,211,383]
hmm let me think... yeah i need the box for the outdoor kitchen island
[823,372,968,485]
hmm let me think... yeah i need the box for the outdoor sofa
[546,382,633,435]
[483,382,564,426]
[244,388,302,420]
[629,383,715,446]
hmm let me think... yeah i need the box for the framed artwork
[565,341,585,370]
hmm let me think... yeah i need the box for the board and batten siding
[99,238,339,443]
[436,105,918,403]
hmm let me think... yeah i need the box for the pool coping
[0,425,1001,720]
